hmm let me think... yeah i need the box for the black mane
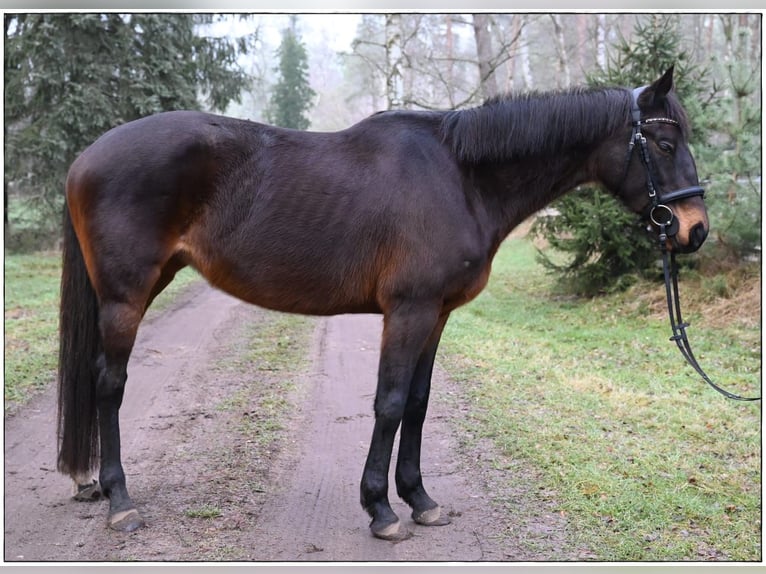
[440,87,689,164]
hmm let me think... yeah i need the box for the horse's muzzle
[689,221,709,251]
[676,221,708,253]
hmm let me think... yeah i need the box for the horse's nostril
[690,222,708,250]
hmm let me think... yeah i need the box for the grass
[4,251,200,409]
[213,310,315,448]
[439,238,761,561]
[4,252,62,406]
[185,506,223,519]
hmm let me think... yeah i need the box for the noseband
[626,86,760,402]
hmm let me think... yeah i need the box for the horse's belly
[231,273,382,316]
[178,239,380,316]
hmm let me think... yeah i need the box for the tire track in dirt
[4,282,573,562]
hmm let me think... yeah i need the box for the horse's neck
[472,150,594,242]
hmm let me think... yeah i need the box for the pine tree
[4,14,254,249]
[265,18,316,130]
[532,15,707,296]
[693,16,761,263]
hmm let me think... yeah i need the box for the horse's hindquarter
[66,111,226,300]
[186,114,495,316]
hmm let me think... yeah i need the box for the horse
[57,66,709,541]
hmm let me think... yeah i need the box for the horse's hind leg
[95,299,146,532]
[87,249,184,531]
[72,471,102,501]
[90,253,174,531]
[67,256,181,512]
[395,314,452,527]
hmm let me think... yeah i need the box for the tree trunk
[445,14,454,100]
[519,19,532,90]
[742,13,760,63]
[595,14,607,70]
[576,14,588,74]
[504,15,521,92]
[720,14,735,62]
[472,13,499,99]
[550,14,571,88]
[384,14,403,109]
[705,13,715,55]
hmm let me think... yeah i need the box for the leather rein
[627,86,760,402]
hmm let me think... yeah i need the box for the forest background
[4,12,762,284]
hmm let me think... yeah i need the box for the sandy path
[4,284,244,561]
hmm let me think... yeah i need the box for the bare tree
[445,14,455,91]
[576,14,589,76]
[476,14,527,96]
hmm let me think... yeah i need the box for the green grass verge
[439,239,761,561]
[5,252,62,406]
[188,307,316,559]
[4,251,200,409]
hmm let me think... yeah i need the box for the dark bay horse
[57,67,709,540]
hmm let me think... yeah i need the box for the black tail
[57,205,101,476]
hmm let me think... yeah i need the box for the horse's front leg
[395,313,451,527]
[360,302,442,541]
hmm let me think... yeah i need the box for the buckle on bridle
[648,186,705,238]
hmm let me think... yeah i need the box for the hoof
[73,479,101,502]
[108,508,145,533]
[371,518,412,541]
[412,505,451,527]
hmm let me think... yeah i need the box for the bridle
[625,86,760,402]
[625,86,705,231]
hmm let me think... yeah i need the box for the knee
[374,391,407,423]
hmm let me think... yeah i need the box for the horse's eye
[658,140,675,154]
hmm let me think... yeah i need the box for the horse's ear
[637,66,674,108]
[649,66,675,104]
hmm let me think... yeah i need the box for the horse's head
[598,66,709,253]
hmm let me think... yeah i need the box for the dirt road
[4,283,572,563]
